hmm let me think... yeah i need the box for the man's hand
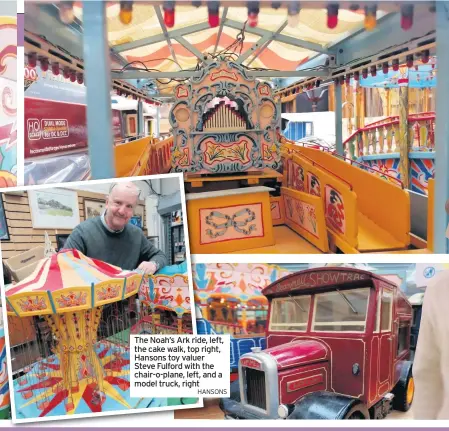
[137,261,158,275]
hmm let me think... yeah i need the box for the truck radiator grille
[245,368,266,410]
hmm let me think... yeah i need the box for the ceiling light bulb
[119,9,132,25]
[364,14,376,31]
[59,2,75,25]
[287,13,300,27]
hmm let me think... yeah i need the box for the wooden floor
[175,398,224,420]
[225,225,430,255]
[229,226,323,254]
[174,398,414,420]
[371,248,433,254]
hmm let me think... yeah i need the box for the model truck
[220,267,414,420]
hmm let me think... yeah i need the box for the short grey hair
[108,182,141,200]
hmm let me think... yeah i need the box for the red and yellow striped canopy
[71,3,377,96]
[6,249,143,317]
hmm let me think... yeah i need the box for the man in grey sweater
[65,181,167,272]
[64,181,168,337]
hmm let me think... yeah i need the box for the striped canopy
[5,249,143,317]
[70,3,379,96]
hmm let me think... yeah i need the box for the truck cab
[220,267,414,420]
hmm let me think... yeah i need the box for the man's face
[105,187,137,231]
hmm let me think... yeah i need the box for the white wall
[2,1,16,15]
[282,112,336,144]
[160,177,180,196]
[70,183,112,195]
[282,112,389,143]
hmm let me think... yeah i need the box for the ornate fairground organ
[170,59,281,176]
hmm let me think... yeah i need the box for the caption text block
[130,334,230,398]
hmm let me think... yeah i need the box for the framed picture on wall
[0,195,9,241]
[84,198,105,219]
[28,189,80,229]
[148,236,158,248]
[55,234,70,251]
[134,205,144,221]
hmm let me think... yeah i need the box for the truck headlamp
[277,404,289,419]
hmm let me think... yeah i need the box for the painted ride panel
[136,262,192,335]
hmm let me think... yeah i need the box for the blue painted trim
[122,278,127,300]
[137,275,144,300]
[47,291,57,314]
[335,84,343,155]
[5,297,18,317]
[409,152,436,160]
[358,152,435,162]
[137,100,144,136]
[82,1,115,179]
[360,153,400,161]
[434,2,449,253]
[91,282,95,308]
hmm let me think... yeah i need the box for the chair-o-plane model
[5,250,196,419]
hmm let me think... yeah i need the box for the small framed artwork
[129,216,142,228]
[134,205,144,221]
[56,234,70,251]
[0,195,9,241]
[28,189,80,229]
[84,198,105,219]
[148,236,158,248]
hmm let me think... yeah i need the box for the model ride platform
[5,250,196,419]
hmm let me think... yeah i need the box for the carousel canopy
[5,249,143,317]
[31,2,386,97]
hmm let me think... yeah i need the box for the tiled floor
[174,398,415,420]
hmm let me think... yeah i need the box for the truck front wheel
[343,405,370,419]
[392,361,414,412]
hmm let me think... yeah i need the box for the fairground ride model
[22,2,449,253]
[5,250,196,419]
[134,261,193,335]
